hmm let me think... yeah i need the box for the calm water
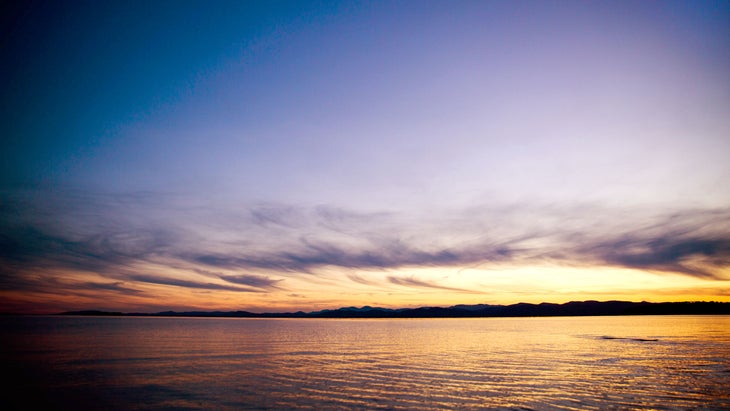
[1,315,729,410]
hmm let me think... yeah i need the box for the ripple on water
[3,316,730,410]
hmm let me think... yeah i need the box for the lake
[1,315,729,410]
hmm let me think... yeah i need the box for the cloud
[192,268,283,289]
[347,273,377,286]
[249,204,306,228]
[584,236,730,279]
[387,275,479,293]
[0,222,176,279]
[127,274,264,293]
[76,281,144,295]
[191,246,450,271]
[219,274,283,289]
[190,236,514,273]
[1,188,729,298]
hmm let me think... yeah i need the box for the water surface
[2,315,729,410]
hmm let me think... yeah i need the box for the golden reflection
[6,315,727,409]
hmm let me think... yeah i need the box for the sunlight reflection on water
[2,315,729,410]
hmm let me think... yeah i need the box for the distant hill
[59,300,730,318]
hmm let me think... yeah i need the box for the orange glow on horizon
[1,262,728,314]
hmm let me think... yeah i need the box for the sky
[1,0,729,314]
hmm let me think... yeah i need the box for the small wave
[600,335,659,342]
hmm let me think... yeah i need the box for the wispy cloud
[387,275,479,293]
[76,281,144,295]
[189,241,489,272]
[582,236,730,279]
[347,273,377,286]
[1,188,729,301]
[219,274,283,290]
[128,274,264,293]
[192,268,283,290]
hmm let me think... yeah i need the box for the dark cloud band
[1,189,728,297]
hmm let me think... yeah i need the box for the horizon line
[40,300,730,318]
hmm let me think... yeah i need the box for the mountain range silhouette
[61,300,730,318]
